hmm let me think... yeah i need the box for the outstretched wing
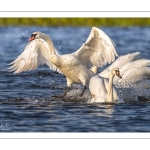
[73,27,118,69]
[8,38,62,74]
[99,52,141,78]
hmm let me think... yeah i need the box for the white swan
[88,52,150,103]
[9,27,118,97]
[93,52,150,84]
[88,68,122,103]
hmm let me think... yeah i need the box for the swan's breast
[52,54,93,84]
[60,55,84,82]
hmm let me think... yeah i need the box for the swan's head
[28,31,42,42]
[112,68,122,78]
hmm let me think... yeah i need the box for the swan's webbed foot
[79,86,86,97]
[59,86,71,98]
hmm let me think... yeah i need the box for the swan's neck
[107,74,114,103]
[41,33,56,55]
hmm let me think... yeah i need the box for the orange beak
[27,36,35,42]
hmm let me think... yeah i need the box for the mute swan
[9,27,118,97]
[88,68,122,103]
[92,52,150,84]
[88,52,150,103]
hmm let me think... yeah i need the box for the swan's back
[99,52,140,78]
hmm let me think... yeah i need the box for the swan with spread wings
[9,27,118,97]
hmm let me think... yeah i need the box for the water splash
[115,79,150,102]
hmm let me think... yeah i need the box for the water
[0,26,150,132]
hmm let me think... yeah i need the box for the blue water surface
[0,26,150,132]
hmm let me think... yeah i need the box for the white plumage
[73,27,118,68]
[9,38,62,74]
[9,27,118,96]
[99,52,150,84]
[88,52,150,103]
[88,68,122,103]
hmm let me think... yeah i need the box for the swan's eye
[28,34,37,42]
[31,34,37,38]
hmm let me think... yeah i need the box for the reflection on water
[0,26,150,132]
[90,105,115,117]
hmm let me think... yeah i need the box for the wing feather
[73,27,118,68]
[99,52,141,78]
[8,38,62,74]
[120,67,150,83]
